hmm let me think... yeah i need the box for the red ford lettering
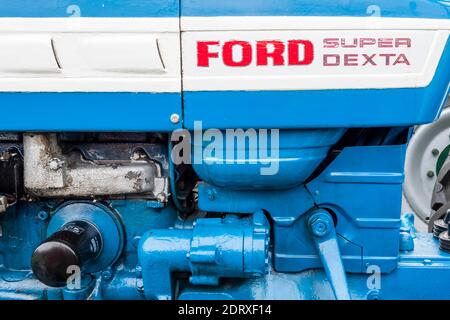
[197,39,315,67]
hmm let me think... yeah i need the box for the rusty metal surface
[23,133,168,200]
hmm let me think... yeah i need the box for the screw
[432,148,440,156]
[37,211,49,221]
[101,269,113,281]
[427,171,435,178]
[170,113,180,124]
[136,279,144,291]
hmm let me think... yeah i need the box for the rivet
[170,113,180,124]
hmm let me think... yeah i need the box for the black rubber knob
[31,221,102,287]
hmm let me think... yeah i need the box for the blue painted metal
[184,39,450,130]
[197,183,315,223]
[0,202,48,271]
[399,213,416,251]
[192,129,345,189]
[195,142,406,274]
[0,93,182,132]
[182,0,450,19]
[0,0,179,17]
[0,199,449,300]
[0,232,449,300]
[308,210,351,300]
[0,200,178,300]
[178,234,450,300]
[305,144,406,273]
[138,211,270,300]
[0,0,448,301]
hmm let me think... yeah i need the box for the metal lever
[308,209,351,300]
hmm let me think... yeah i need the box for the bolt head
[101,270,113,280]
[311,218,331,237]
[170,113,180,124]
[432,148,440,156]
[48,158,64,171]
[427,171,435,178]
[136,279,144,291]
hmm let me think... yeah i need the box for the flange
[46,201,124,274]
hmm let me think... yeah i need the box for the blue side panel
[196,144,406,274]
[0,93,181,132]
[184,39,450,130]
[182,0,450,19]
[304,145,406,273]
[0,0,179,17]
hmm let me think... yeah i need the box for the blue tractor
[0,0,448,300]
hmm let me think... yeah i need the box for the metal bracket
[308,209,351,300]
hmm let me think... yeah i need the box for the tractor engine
[0,0,449,300]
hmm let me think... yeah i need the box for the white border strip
[0,78,181,92]
[181,16,450,31]
[0,17,180,33]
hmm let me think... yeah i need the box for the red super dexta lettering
[322,37,412,67]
